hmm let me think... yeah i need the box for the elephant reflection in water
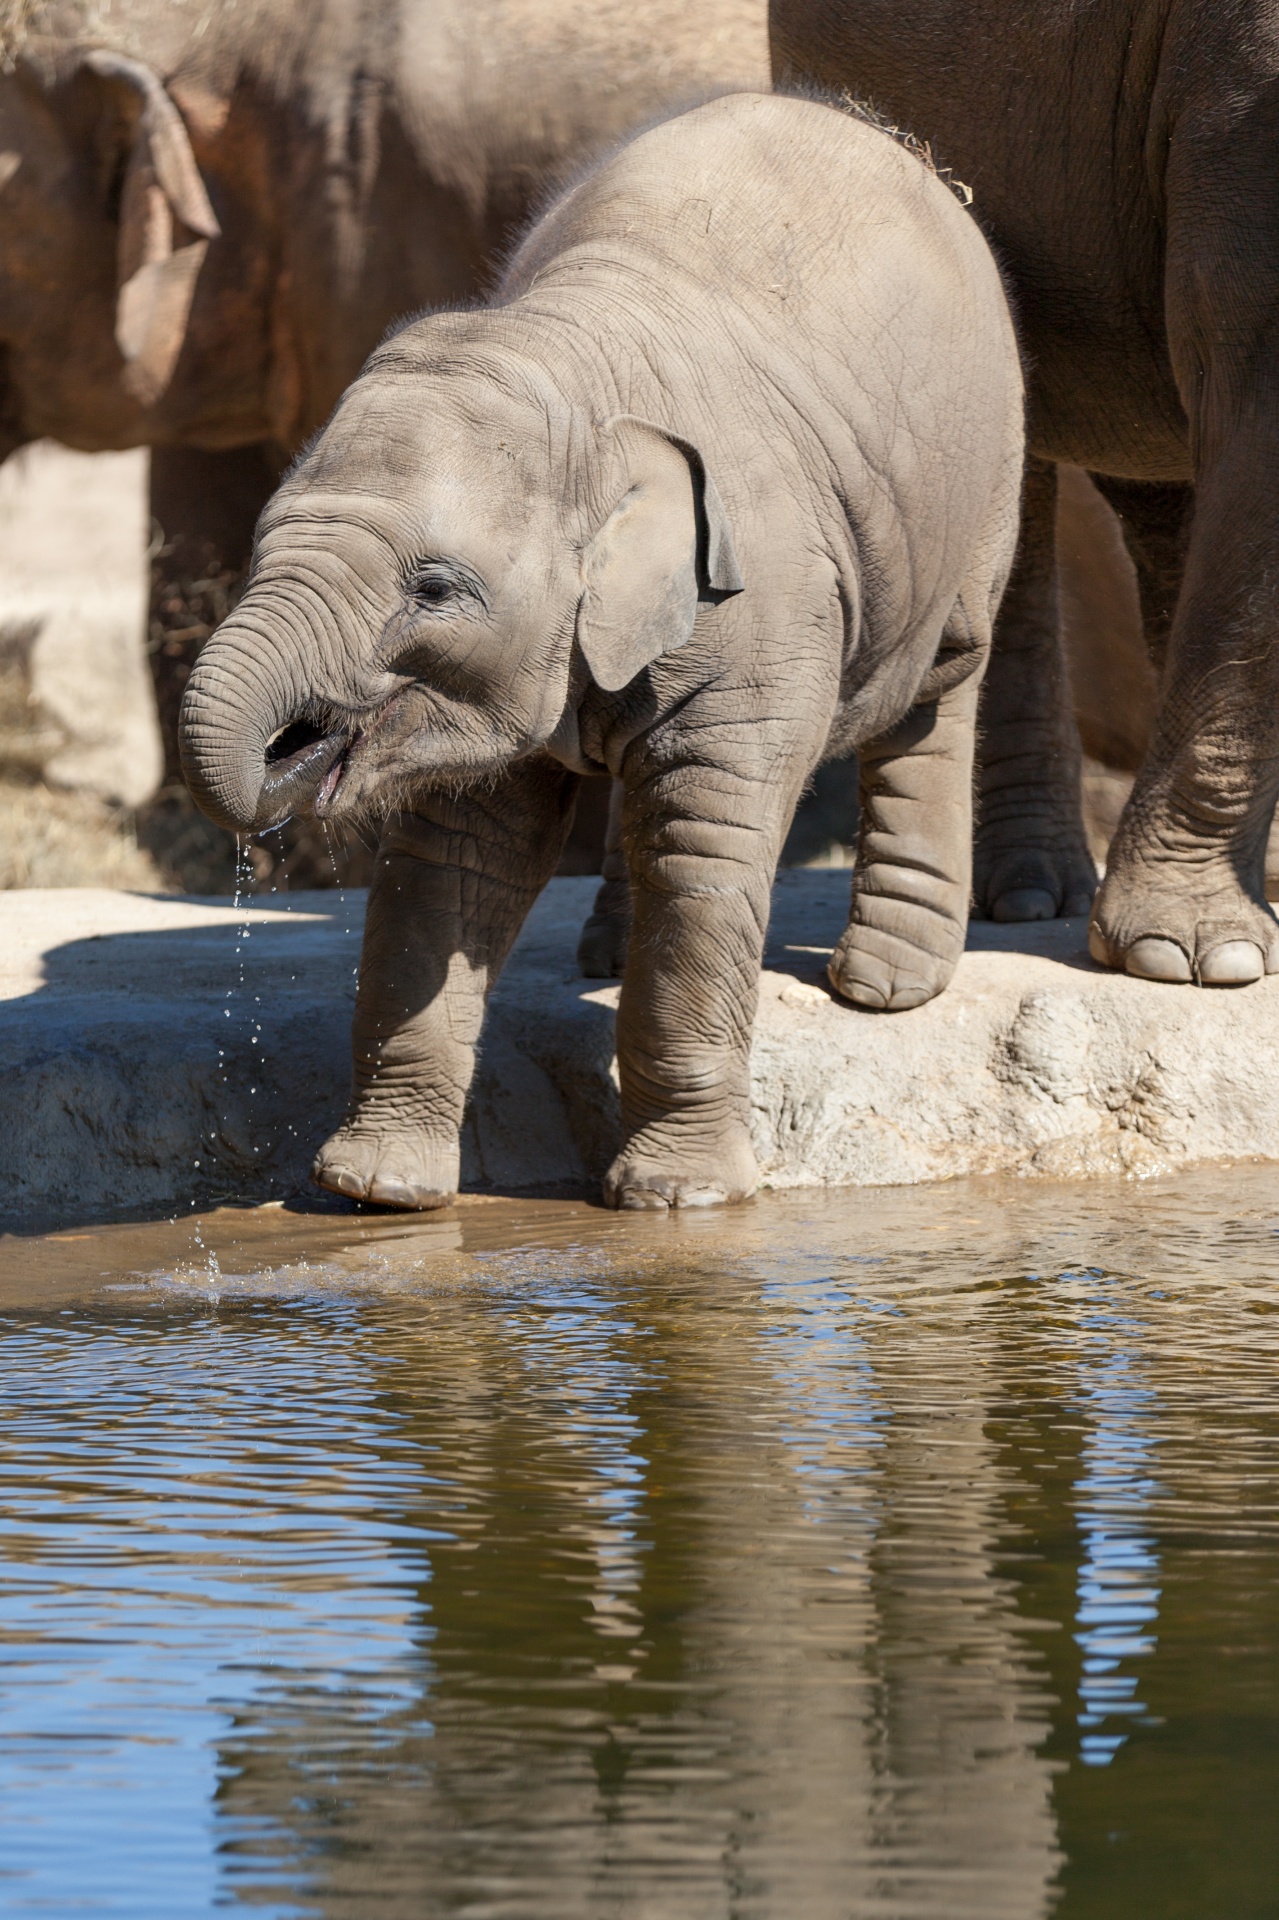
[670,1260,1063,1919]
[206,1252,1067,1919]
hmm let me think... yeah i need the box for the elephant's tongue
[255,725,349,831]
[312,747,349,817]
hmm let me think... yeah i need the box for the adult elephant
[771,0,1276,985]
[0,0,767,875]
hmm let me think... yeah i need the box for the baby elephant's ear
[577,416,743,694]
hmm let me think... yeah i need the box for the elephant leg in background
[1090,424,1279,983]
[604,710,815,1210]
[972,455,1098,922]
[314,760,579,1210]
[1055,472,1188,869]
[1055,467,1156,777]
[1089,103,1279,988]
[1089,474,1192,684]
[1097,478,1279,906]
[828,671,981,1011]
[577,775,631,977]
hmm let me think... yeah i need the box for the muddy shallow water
[1,1168,1277,1918]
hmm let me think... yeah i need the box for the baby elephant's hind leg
[828,674,980,1011]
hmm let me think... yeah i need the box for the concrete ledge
[3,872,1277,1225]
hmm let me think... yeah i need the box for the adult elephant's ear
[81,50,221,408]
[577,415,743,693]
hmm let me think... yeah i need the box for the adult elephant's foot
[972,815,1098,923]
[1088,854,1279,986]
[827,897,963,1011]
[603,1121,757,1210]
[577,871,631,978]
[313,1118,459,1209]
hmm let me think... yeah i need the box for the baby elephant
[181,92,1024,1211]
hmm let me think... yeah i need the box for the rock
[4,871,1279,1226]
[0,442,161,808]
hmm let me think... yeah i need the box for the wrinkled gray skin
[772,0,1279,988]
[181,94,1024,1212]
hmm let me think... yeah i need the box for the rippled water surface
[1,1168,1278,1918]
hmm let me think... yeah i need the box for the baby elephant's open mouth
[257,717,353,830]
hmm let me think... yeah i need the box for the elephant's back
[506,91,1021,480]
[510,93,1010,346]
[393,0,769,173]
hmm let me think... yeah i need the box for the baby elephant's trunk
[179,595,347,835]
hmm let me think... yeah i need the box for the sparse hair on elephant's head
[178,335,743,839]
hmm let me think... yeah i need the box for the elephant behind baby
[771,0,1279,988]
[0,0,768,877]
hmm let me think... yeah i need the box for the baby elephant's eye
[409,568,458,609]
[404,558,488,616]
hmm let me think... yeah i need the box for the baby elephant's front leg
[315,768,575,1209]
[605,797,777,1210]
[829,675,980,1011]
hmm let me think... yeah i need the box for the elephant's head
[0,45,226,456]
[178,325,742,835]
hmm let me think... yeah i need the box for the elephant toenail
[885,985,935,1010]
[618,1188,671,1211]
[1088,925,1111,966]
[318,1164,366,1198]
[1198,940,1265,986]
[1125,937,1192,983]
[368,1176,416,1208]
[1063,889,1095,917]
[992,888,1057,923]
[834,968,888,1010]
[368,1176,451,1210]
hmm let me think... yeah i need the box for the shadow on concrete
[1,885,619,1236]
[3,892,361,1235]
[2,875,1102,1237]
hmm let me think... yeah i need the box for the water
[1,1167,1277,1918]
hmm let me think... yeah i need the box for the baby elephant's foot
[313,1119,460,1210]
[828,902,964,1012]
[603,1121,757,1211]
[1089,861,1279,986]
